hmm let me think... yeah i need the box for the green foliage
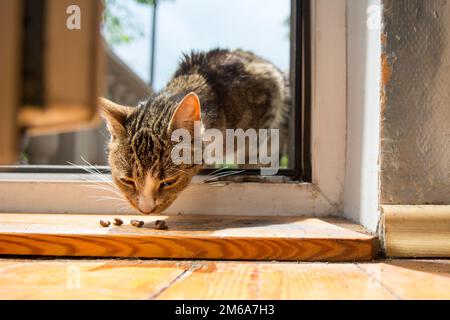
[134,0,156,4]
[103,0,155,46]
[280,154,289,169]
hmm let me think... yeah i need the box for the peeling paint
[380,51,392,110]
[381,32,388,47]
[380,53,392,87]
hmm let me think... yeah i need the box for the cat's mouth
[137,205,169,215]
[129,202,159,215]
[137,206,159,215]
[127,197,172,215]
[119,196,153,215]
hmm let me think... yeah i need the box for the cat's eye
[119,177,136,188]
[160,177,178,190]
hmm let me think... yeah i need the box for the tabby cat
[100,49,290,214]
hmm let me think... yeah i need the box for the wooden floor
[0,258,448,299]
[0,214,378,261]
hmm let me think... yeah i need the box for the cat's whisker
[202,170,246,183]
[82,184,123,197]
[117,203,135,213]
[82,170,111,184]
[67,160,97,174]
[68,158,110,180]
[93,198,115,203]
[75,175,117,189]
[98,128,110,140]
[79,156,107,176]
[116,202,131,208]
[89,195,127,202]
[68,163,112,184]
[203,168,240,180]
[117,204,132,211]
[204,182,228,187]
[81,182,116,191]
[88,195,126,201]
[202,175,242,184]
[74,175,115,186]
[78,174,122,195]
[81,181,118,192]
[72,173,115,190]
[207,166,229,176]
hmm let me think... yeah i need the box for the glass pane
[151,0,290,92]
[15,0,294,173]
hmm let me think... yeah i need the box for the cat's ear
[99,97,133,139]
[168,92,201,132]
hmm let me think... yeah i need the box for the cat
[100,49,290,214]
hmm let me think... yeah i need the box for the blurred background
[8,0,290,168]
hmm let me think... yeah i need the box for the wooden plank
[382,205,450,257]
[157,262,395,300]
[0,258,448,299]
[0,0,22,164]
[0,259,188,299]
[358,260,450,300]
[0,214,379,261]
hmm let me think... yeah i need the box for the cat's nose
[137,196,155,214]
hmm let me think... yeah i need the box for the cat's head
[99,93,202,214]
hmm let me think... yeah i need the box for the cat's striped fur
[100,49,290,214]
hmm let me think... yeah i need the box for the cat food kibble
[130,219,144,227]
[99,220,111,227]
[155,220,168,230]
[113,218,123,226]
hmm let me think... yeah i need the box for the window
[3,0,307,177]
[0,0,346,216]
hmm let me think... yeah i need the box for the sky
[111,0,290,91]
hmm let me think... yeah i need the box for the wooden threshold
[382,205,450,257]
[0,214,379,261]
